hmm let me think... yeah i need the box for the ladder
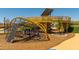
[7,24,17,43]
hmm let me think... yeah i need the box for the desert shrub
[68,26,74,32]
[72,27,79,33]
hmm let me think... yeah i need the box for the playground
[0,8,79,50]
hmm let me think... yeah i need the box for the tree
[62,17,71,33]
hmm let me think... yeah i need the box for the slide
[41,8,53,16]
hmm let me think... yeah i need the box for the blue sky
[53,8,79,20]
[0,8,79,23]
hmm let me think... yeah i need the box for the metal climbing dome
[6,8,53,43]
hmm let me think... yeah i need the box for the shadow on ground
[12,33,75,49]
[48,33,75,48]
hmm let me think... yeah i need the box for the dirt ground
[0,33,74,50]
[52,33,79,50]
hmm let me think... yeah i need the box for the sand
[0,33,74,50]
[51,33,79,50]
[0,28,4,33]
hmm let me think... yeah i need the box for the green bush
[68,26,79,33]
[72,27,79,33]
